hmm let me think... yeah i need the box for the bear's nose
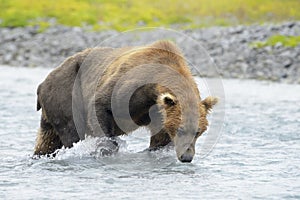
[179,154,193,163]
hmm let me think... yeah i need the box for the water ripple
[1,66,300,199]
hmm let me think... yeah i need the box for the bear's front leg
[149,129,172,151]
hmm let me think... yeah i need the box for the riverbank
[0,21,299,83]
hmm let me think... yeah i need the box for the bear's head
[157,90,218,163]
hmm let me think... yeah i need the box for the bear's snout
[176,144,195,163]
[179,153,193,163]
[174,132,196,163]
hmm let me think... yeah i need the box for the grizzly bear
[34,41,217,162]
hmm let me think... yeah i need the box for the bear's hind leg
[34,127,62,156]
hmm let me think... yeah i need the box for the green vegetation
[0,0,300,31]
[251,35,300,48]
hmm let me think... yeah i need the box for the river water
[0,66,299,199]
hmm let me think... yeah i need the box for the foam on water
[0,66,300,199]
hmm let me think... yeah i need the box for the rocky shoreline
[0,21,299,83]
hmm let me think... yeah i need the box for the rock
[3,54,13,63]
[0,21,300,83]
[286,22,296,28]
[283,58,293,69]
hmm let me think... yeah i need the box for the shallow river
[0,66,299,199]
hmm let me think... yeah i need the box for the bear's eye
[164,96,175,106]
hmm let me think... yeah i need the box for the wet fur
[34,41,217,156]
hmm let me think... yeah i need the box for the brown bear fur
[34,41,217,162]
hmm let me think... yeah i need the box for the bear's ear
[159,93,177,107]
[202,96,218,112]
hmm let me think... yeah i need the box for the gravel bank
[0,22,299,83]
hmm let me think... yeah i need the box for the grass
[0,0,300,31]
[251,35,300,48]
